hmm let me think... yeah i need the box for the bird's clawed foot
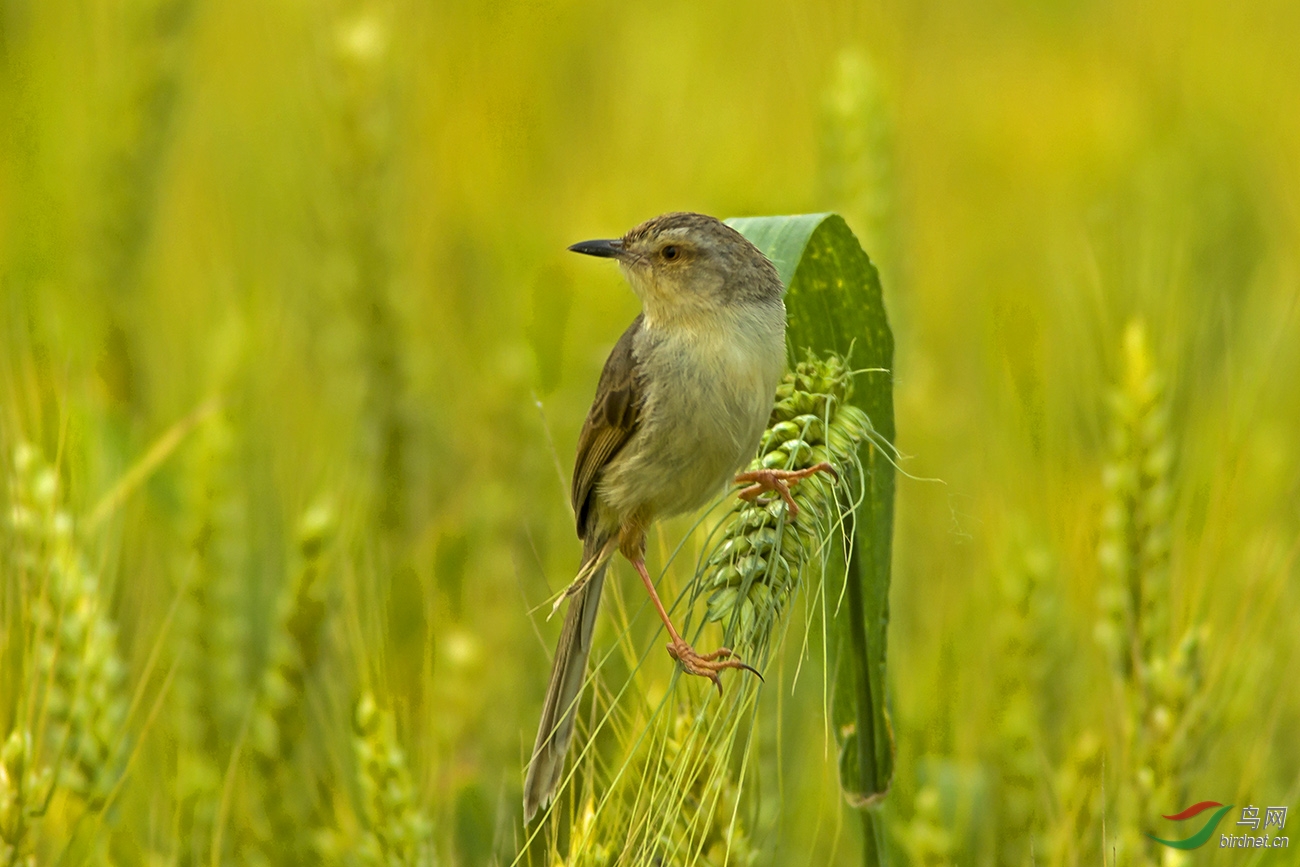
[666,639,762,695]
[734,462,838,518]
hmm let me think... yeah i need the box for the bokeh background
[1,0,1297,864]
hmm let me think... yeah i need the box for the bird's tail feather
[523,546,611,823]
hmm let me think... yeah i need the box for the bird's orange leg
[734,462,838,518]
[626,555,761,695]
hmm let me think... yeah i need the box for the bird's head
[568,212,783,327]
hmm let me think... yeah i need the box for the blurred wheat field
[2,0,1299,864]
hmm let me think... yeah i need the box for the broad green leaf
[728,214,896,808]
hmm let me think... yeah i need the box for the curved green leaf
[728,214,896,811]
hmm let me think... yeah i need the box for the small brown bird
[522,212,833,822]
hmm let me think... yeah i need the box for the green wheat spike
[352,693,434,867]
[0,730,35,865]
[9,444,128,811]
[1095,321,1206,867]
[699,353,869,659]
[173,412,253,863]
[241,501,337,863]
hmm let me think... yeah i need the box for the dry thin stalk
[561,708,757,867]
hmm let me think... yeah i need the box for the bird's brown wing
[571,314,644,537]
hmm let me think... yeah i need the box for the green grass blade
[728,214,896,807]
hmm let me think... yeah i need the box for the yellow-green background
[1,0,1297,864]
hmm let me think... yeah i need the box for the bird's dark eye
[661,245,680,261]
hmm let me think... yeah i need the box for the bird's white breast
[599,302,786,522]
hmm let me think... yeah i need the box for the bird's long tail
[523,541,612,823]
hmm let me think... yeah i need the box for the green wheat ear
[1094,321,1207,867]
[315,692,434,866]
[698,352,869,659]
[1096,320,1174,682]
[992,538,1054,865]
[895,784,954,866]
[1047,730,1105,866]
[351,693,434,867]
[8,444,128,811]
[240,500,337,863]
[172,412,253,861]
[0,730,35,864]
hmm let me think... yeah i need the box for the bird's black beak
[568,238,624,259]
